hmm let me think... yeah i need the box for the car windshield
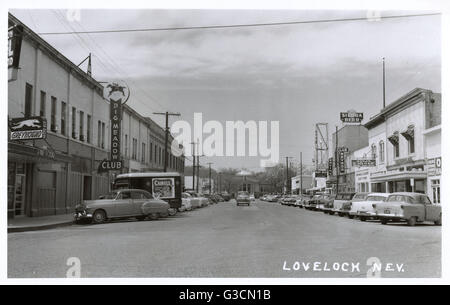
[238,191,249,196]
[367,195,387,201]
[387,195,412,202]
[353,194,367,200]
[100,192,119,199]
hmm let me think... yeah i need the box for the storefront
[370,169,427,194]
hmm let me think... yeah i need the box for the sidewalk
[8,214,75,233]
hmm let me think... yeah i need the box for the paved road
[8,200,441,278]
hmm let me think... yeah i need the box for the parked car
[317,194,336,212]
[185,191,209,208]
[296,195,312,208]
[267,195,280,202]
[220,192,232,201]
[350,193,389,221]
[333,192,368,218]
[249,194,256,201]
[236,191,251,206]
[74,189,170,224]
[180,192,193,212]
[375,192,441,226]
[331,192,356,216]
[304,194,323,210]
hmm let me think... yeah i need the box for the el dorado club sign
[98,81,130,173]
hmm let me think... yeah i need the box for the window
[39,91,46,117]
[97,120,102,147]
[408,133,415,154]
[124,134,128,157]
[101,122,105,148]
[431,179,440,204]
[51,97,57,132]
[72,107,77,139]
[370,144,376,160]
[142,143,146,163]
[150,143,153,162]
[379,141,385,163]
[132,138,137,160]
[154,144,157,162]
[61,102,66,135]
[87,115,91,143]
[24,83,33,117]
[79,111,84,141]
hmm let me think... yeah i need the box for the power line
[37,13,441,36]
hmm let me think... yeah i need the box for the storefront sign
[99,81,130,172]
[152,178,175,199]
[315,170,327,178]
[98,159,123,173]
[427,157,441,176]
[9,117,47,140]
[340,110,363,123]
[352,159,376,167]
[8,24,23,69]
[339,151,346,173]
[328,158,333,175]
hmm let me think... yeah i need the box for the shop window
[101,122,105,149]
[431,179,440,204]
[97,120,102,147]
[142,143,146,163]
[401,125,415,155]
[388,132,400,158]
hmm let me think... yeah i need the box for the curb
[8,221,74,233]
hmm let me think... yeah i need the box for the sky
[9,9,441,171]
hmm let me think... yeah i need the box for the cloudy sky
[10,9,441,171]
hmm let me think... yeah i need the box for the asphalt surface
[8,200,441,278]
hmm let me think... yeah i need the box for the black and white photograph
[2,0,449,286]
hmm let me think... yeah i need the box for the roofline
[365,88,434,129]
[116,172,181,178]
[9,12,104,92]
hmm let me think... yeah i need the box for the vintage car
[349,193,389,221]
[375,192,441,226]
[236,191,251,206]
[317,194,336,212]
[336,192,368,218]
[304,194,323,210]
[296,195,312,208]
[179,193,193,212]
[331,192,356,216]
[220,192,232,201]
[185,192,209,208]
[74,189,170,224]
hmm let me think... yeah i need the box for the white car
[179,193,193,212]
[349,193,389,221]
[249,194,255,201]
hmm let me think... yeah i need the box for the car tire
[168,208,177,216]
[149,213,159,220]
[380,218,388,225]
[348,214,354,219]
[407,217,417,227]
[360,216,366,222]
[329,211,335,215]
[136,216,147,221]
[435,214,442,226]
[92,210,106,224]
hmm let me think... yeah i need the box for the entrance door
[14,174,26,216]
[83,175,92,200]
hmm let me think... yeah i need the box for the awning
[370,170,427,183]
[401,125,414,140]
[388,132,399,145]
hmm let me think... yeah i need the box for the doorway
[83,175,92,200]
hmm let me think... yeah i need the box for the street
[8,200,441,278]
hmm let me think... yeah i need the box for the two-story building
[7,13,184,219]
[364,88,441,196]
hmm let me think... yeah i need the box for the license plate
[384,209,390,214]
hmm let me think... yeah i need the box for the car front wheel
[380,218,388,225]
[92,210,106,224]
[407,217,417,227]
[435,214,442,226]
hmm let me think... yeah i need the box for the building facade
[364,88,441,197]
[7,14,184,218]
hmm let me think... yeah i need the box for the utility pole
[382,57,386,109]
[153,111,181,172]
[190,141,196,191]
[207,162,213,195]
[335,126,339,195]
[285,156,293,195]
[196,153,205,193]
[300,152,303,196]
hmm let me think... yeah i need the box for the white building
[364,88,441,197]
[424,125,441,204]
